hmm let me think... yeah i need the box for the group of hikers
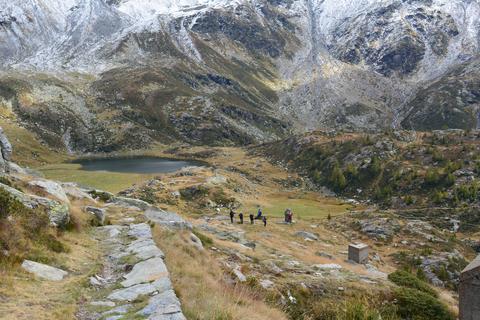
[228,207,295,226]
[230,208,267,226]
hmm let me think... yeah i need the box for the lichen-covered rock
[85,206,106,226]
[28,179,70,204]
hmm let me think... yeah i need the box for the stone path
[79,203,186,320]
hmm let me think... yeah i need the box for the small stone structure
[348,243,369,264]
[459,255,480,320]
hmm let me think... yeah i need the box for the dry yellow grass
[153,227,288,320]
[0,199,101,319]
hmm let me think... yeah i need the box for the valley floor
[1,144,474,319]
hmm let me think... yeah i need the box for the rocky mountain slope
[0,0,479,151]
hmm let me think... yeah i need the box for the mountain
[0,0,479,152]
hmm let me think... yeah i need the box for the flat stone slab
[109,278,172,301]
[139,289,185,319]
[122,257,169,287]
[128,223,153,239]
[90,301,116,307]
[21,260,68,281]
[132,244,165,261]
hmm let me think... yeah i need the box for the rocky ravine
[1,0,480,153]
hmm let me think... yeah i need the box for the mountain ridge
[1,0,479,152]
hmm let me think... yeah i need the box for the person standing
[239,212,244,224]
[262,216,267,227]
[249,213,254,224]
[229,209,235,223]
[256,207,263,219]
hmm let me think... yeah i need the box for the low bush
[394,287,454,320]
[388,270,437,297]
[0,188,67,269]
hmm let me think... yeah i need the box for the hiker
[284,208,292,223]
[239,212,244,224]
[229,209,235,223]
[255,207,263,219]
[249,213,254,224]
[262,216,267,227]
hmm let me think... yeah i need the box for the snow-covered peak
[117,0,246,19]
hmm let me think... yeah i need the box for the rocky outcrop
[28,180,70,204]
[0,127,13,172]
[0,182,70,228]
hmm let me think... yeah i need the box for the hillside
[1,0,480,152]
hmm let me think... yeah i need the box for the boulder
[62,183,95,201]
[85,206,106,226]
[0,127,12,162]
[232,267,247,282]
[111,196,151,210]
[28,180,70,204]
[190,233,204,251]
[32,197,70,228]
[0,183,70,228]
[21,260,68,281]
[145,208,192,230]
[295,231,319,241]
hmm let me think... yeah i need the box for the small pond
[74,157,203,174]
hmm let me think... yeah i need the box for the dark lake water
[75,157,203,174]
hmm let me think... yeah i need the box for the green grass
[37,163,155,193]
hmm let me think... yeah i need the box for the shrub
[388,270,437,297]
[394,288,454,320]
[365,156,382,179]
[454,183,479,202]
[328,164,347,192]
[180,185,209,200]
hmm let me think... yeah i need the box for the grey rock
[232,268,246,282]
[145,208,192,230]
[0,127,12,162]
[103,304,131,316]
[90,301,116,307]
[28,179,70,203]
[128,223,153,239]
[295,231,318,241]
[138,289,184,319]
[85,206,106,226]
[21,260,68,281]
[62,183,95,201]
[260,279,274,289]
[121,257,169,287]
[190,233,204,251]
[108,278,172,301]
[112,196,151,210]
